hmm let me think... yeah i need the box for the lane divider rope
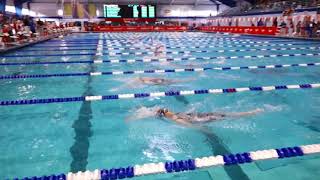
[50,36,239,41]
[20,48,98,52]
[104,40,270,46]
[47,38,244,44]
[26,40,276,49]
[12,144,320,180]
[103,40,318,45]
[52,37,283,42]
[32,39,249,47]
[106,46,320,56]
[50,36,251,41]
[22,42,315,49]
[0,53,95,58]
[103,42,319,48]
[19,43,293,52]
[1,53,319,66]
[104,39,252,43]
[9,46,319,57]
[1,62,319,80]
[0,83,319,106]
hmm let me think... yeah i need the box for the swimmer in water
[112,77,191,92]
[154,44,165,57]
[156,108,263,126]
[138,77,191,85]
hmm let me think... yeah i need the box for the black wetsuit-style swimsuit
[175,113,226,123]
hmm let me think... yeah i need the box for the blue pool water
[0,32,320,179]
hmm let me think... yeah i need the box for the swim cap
[157,108,168,117]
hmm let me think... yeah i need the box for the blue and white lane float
[96,35,104,57]
[30,40,271,49]
[8,46,320,57]
[1,63,319,80]
[12,144,320,180]
[22,42,314,49]
[104,38,250,43]
[104,39,294,44]
[52,37,240,41]
[1,53,320,66]
[20,48,98,52]
[104,40,269,46]
[0,83,319,106]
[106,46,320,56]
[50,37,243,43]
[19,44,319,52]
[35,38,248,45]
[104,42,318,48]
[37,38,253,46]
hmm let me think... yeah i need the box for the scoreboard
[104,4,156,18]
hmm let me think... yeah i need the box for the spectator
[279,20,287,35]
[296,21,302,36]
[257,18,264,26]
[316,21,320,37]
[30,18,36,34]
[23,16,30,33]
[306,19,313,38]
[288,19,294,36]
[37,19,44,35]
[312,20,318,37]
[250,21,255,26]
[272,17,278,27]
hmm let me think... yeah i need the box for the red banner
[93,26,187,32]
[198,26,279,35]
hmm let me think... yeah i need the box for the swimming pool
[0,32,320,180]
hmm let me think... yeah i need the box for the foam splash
[263,104,286,112]
[61,56,71,61]
[125,106,161,122]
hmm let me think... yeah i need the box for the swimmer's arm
[225,108,263,118]
[168,78,197,84]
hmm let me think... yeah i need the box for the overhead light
[57,9,63,16]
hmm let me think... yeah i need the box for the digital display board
[104,4,156,18]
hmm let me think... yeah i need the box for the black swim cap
[157,108,168,117]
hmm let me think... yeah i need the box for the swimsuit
[176,113,226,123]
[152,79,166,84]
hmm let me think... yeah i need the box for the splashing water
[125,106,161,122]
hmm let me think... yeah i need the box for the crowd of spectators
[220,0,319,17]
[0,13,69,49]
[278,17,320,38]
[206,15,320,38]
[248,0,319,13]
[209,0,320,38]
[252,15,320,38]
